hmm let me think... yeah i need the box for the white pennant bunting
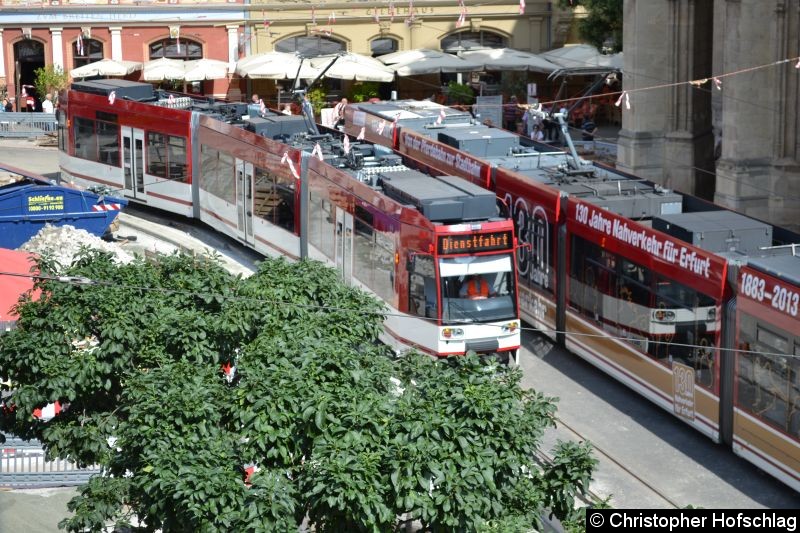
[389,1,396,22]
[519,0,525,15]
[77,33,84,56]
[281,152,300,179]
[108,91,116,105]
[357,127,365,140]
[376,120,386,135]
[614,91,625,107]
[795,58,799,69]
[713,77,722,90]
[374,11,380,23]
[311,6,316,25]
[312,143,324,161]
[168,94,175,103]
[329,11,336,25]
[343,134,351,154]
[456,9,466,28]
[436,108,446,125]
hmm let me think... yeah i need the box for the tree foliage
[34,64,69,100]
[559,0,623,53]
[0,250,597,531]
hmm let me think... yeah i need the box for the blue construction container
[0,173,127,249]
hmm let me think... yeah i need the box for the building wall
[0,3,244,102]
[619,0,800,230]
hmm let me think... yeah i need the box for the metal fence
[1,434,101,488]
[0,112,57,138]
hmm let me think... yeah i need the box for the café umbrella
[70,58,143,78]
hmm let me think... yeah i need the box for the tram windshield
[439,254,517,323]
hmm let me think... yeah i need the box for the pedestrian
[42,93,55,114]
[251,93,260,105]
[0,98,7,113]
[581,116,597,141]
[3,98,11,112]
[503,95,520,131]
[333,97,348,126]
[281,103,292,115]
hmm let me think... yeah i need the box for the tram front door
[121,127,145,200]
[334,207,353,284]
[235,160,255,245]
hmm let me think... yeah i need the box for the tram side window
[373,231,396,305]
[308,178,335,260]
[254,165,296,233]
[353,205,375,291]
[147,132,188,183]
[737,315,800,436]
[568,236,616,322]
[74,117,95,162]
[409,255,436,318]
[73,116,120,167]
[653,275,718,390]
[199,145,235,204]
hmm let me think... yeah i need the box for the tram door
[121,127,145,199]
[235,160,255,245]
[334,207,354,284]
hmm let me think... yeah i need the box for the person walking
[503,95,520,131]
[581,116,597,142]
[42,93,55,114]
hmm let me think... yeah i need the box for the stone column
[50,27,64,71]
[714,0,800,228]
[226,25,238,72]
[110,27,122,61]
[618,0,714,198]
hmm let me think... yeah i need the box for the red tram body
[57,81,521,361]
[344,99,800,491]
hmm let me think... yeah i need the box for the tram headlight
[653,309,676,322]
[442,328,464,339]
[502,321,519,333]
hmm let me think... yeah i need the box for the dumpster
[0,171,127,249]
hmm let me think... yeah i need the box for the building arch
[12,38,46,109]
[440,29,509,52]
[147,36,203,60]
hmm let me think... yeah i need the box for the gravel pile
[19,224,134,270]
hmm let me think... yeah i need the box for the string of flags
[343,134,351,154]
[357,127,366,140]
[108,91,116,105]
[519,0,525,15]
[376,120,386,135]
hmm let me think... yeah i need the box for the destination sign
[438,231,512,254]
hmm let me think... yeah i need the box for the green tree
[0,250,597,531]
[34,64,69,100]
[346,81,380,103]
[559,0,623,53]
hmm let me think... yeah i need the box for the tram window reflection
[736,314,800,436]
[409,255,436,319]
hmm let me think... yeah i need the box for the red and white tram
[343,98,800,491]
[57,80,520,360]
